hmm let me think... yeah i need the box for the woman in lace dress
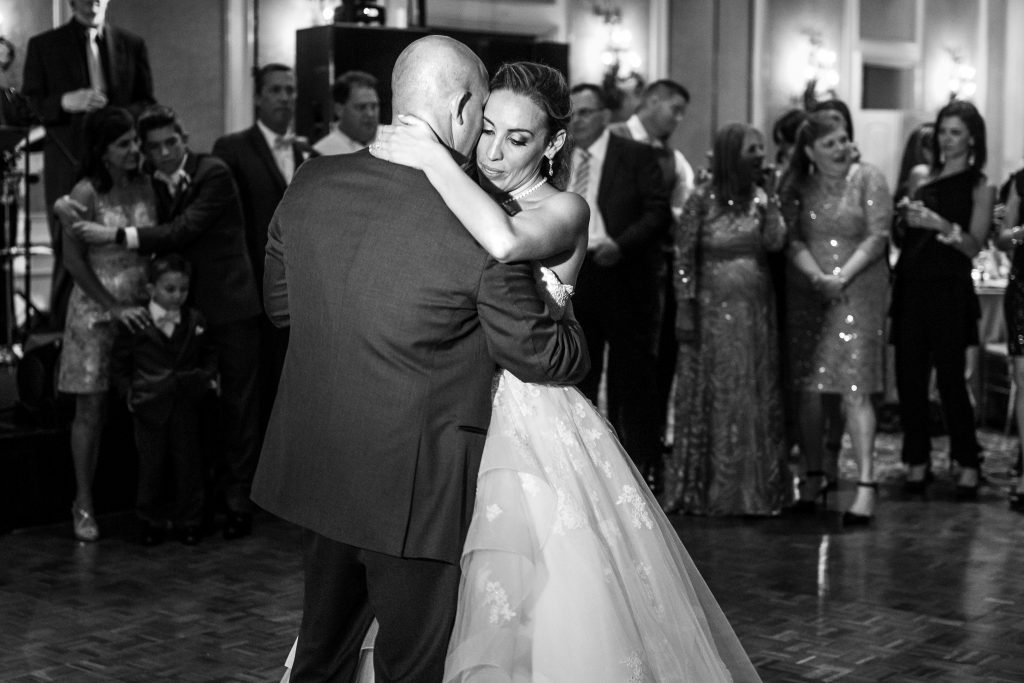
[58,107,155,542]
[663,123,789,516]
[283,62,761,682]
[782,111,892,524]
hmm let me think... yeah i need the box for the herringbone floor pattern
[2,430,1023,682]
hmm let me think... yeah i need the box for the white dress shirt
[313,125,366,156]
[257,119,296,183]
[570,129,612,249]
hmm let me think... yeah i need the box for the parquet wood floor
[2,432,1023,682]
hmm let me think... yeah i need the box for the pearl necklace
[504,177,547,205]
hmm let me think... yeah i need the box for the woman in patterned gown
[59,106,155,542]
[663,123,789,516]
[892,100,994,498]
[282,62,761,682]
[782,111,892,524]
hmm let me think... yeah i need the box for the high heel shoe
[788,470,829,514]
[71,504,99,542]
[842,482,878,526]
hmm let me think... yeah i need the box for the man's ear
[450,91,472,125]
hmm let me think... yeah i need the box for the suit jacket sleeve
[614,145,671,254]
[476,259,589,385]
[136,162,231,252]
[263,211,288,328]
[22,34,67,125]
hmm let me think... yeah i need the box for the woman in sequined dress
[781,111,892,524]
[663,123,789,516]
[891,101,994,499]
[280,62,761,683]
[58,107,155,542]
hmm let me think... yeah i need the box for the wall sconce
[592,3,642,98]
[946,48,976,101]
[800,30,839,108]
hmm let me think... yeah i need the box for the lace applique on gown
[283,266,760,683]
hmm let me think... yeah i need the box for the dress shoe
[902,464,932,495]
[71,504,99,542]
[223,512,253,540]
[785,471,828,514]
[954,467,980,501]
[139,523,166,546]
[1009,491,1024,513]
[177,526,202,546]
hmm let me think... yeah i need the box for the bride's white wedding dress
[283,266,760,682]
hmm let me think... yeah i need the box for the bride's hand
[369,114,444,170]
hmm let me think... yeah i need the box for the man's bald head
[392,36,488,157]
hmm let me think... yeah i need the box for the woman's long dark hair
[711,122,761,210]
[80,106,136,193]
[930,99,987,178]
[490,61,573,190]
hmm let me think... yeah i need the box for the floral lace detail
[615,485,654,529]
[485,504,502,522]
[480,574,516,625]
[636,561,666,620]
[538,265,574,317]
[552,486,587,535]
[622,651,645,683]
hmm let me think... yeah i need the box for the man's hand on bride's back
[368,114,444,171]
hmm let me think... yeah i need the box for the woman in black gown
[891,100,995,498]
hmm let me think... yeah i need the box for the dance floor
[2,430,1023,682]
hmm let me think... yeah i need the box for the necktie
[86,28,107,93]
[274,134,296,150]
[570,150,590,197]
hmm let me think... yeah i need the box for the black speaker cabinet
[295,24,570,143]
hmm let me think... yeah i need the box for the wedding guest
[22,0,153,329]
[991,167,1024,512]
[111,254,217,546]
[56,106,153,542]
[313,70,380,155]
[895,123,935,203]
[664,123,789,516]
[782,111,892,524]
[892,100,994,499]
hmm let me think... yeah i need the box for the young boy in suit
[112,254,218,545]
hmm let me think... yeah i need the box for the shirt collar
[257,119,295,150]
[149,300,179,322]
[625,114,653,144]
[583,128,611,164]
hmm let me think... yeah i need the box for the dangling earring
[547,156,555,177]
[968,147,975,166]
[939,152,946,165]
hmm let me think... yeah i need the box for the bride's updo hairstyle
[490,61,573,190]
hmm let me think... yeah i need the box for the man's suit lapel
[598,134,623,213]
[247,126,288,193]
[61,22,91,89]
[100,25,119,95]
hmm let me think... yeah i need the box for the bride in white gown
[283,62,761,682]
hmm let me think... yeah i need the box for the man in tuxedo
[609,79,694,451]
[251,36,589,681]
[212,63,314,438]
[56,104,263,540]
[568,83,672,487]
[313,70,380,155]
[22,0,154,329]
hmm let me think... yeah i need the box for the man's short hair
[570,83,609,109]
[332,70,378,105]
[148,252,192,284]
[137,104,185,140]
[254,63,293,94]
[642,79,690,104]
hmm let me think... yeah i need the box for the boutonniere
[196,325,204,335]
